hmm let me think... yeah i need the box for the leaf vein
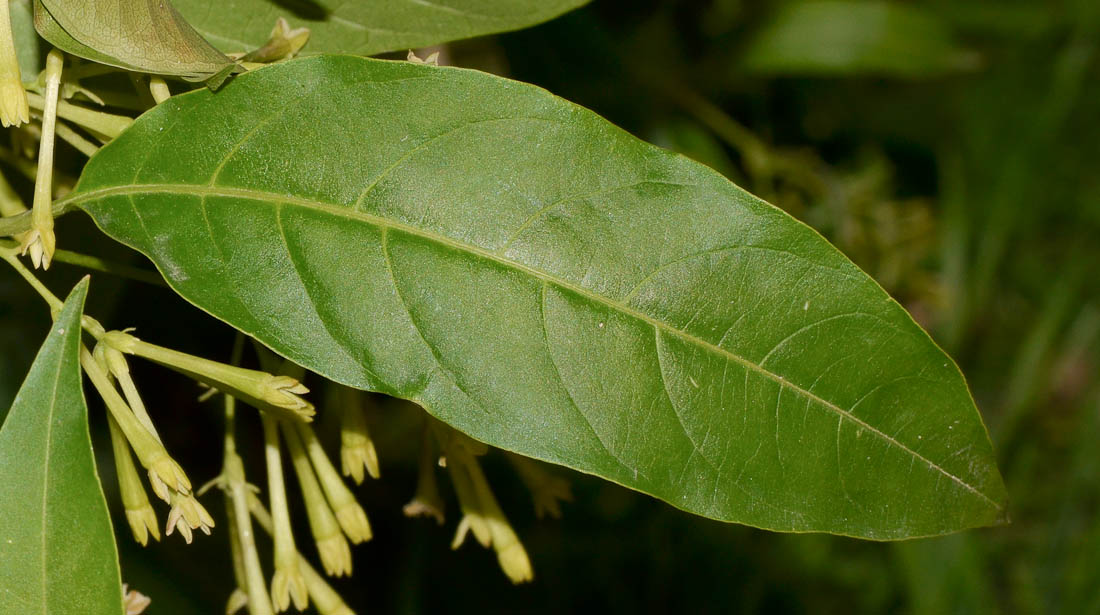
[70,183,999,509]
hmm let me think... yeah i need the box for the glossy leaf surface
[34,0,232,80]
[0,278,124,614]
[71,56,1005,538]
[172,0,587,56]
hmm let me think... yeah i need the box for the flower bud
[333,385,379,484]
[292,421,371,543]
[0,0,27,128]
[104,331,315,421]
[107,412,161,545]
[271,565,308,612]
[283,424,353,576]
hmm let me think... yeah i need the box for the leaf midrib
[70,182,999,508]
[39,327,66,614]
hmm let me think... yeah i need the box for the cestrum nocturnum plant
[0,0,1008,613]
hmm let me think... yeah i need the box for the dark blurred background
[2,0,1098,613]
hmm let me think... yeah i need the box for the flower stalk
[22,50,63,269]
[403,420,445,524]
[262,415,308,611]
[25,91,133,140]
[227,451,274,615]
[221,382,275,615]
[100,342,160,443]
[247,493,356,615]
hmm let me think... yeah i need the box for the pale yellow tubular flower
[22,50,62,269]
[145,449,192,503]
[444,447,490,549]
[403,422,445,524]
[334,384,379,484]
[165,491,215,541]
[122,585,151,615]
[225,589,249,615]
[92,341,112,378]
[506,452,573,519]
[261,415,308,612]
[282,423,352,577]
[103,331,315,421]
[271,17,311,58]
[169,516,193,544]
[292,421,371,544]
[299,561,355,615]
[79,344,192,502]
[406,49,440,65]
[0,0,28,127]
[246,494,357,615]
[434,422,491,547]
[238,17,311,64]
[107,413,160,545]
[463,452,534,584]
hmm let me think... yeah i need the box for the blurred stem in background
[946,27,1097,352]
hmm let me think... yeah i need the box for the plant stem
[0,196,76,237]
[53,120,99,157]
[0,246,108,339]
[221,334,275,615]
[26,91,132,139]
[0,238,166,286]
[0,246,61,311]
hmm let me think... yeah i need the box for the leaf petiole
[26,91,132,139]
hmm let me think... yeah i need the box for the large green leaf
[742,1,978,78]
[172,0,588,56]
[0,278,124,614]
[69,56,1005,539]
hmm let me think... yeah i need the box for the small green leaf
[172,0,588,56]
[0,278,124,614]
[34,0,233,81]
[743,1,979,78]
[72,56,1005,539]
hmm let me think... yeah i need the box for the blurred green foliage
[2,0,1097,612]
